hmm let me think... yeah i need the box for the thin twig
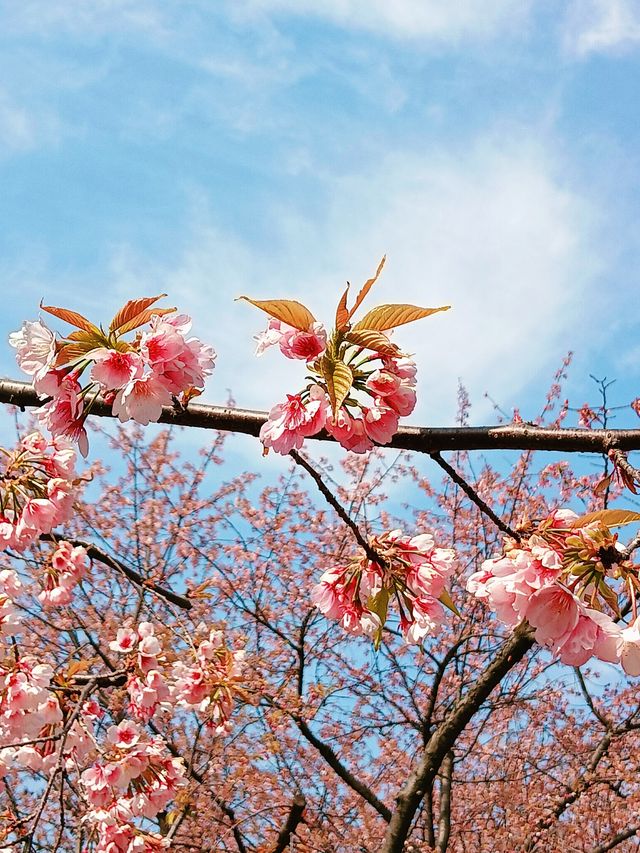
[429,452,520,541]
[289,449,387,565]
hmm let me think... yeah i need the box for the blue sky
[1,0,639,444]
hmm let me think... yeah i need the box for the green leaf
[438,588,460,618]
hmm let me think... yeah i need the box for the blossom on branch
[312,528,456,647]
[240,257,450,454]
[467,508,640,673]
[10,296,216,455]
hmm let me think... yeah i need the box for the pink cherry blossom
[112,375,173,426]
[363,403,400,445]
[260,385,329,454]
[9,319,57,380]
[90,348,143,390]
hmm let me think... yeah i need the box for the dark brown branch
[3,378,640,453]
[291,712,391,821]
[380,623,534,853]
[39,534,192,611]
[435,751,453,853]
[590,826,640,853]
[429,451,520,541]
[289,450,385,564]
[271,792,306,853]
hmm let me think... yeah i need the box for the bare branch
[39,534,192,611]
[429,452,520,541]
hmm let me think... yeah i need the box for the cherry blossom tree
[1,270,640,852]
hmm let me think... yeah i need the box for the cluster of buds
[80,720,185,839]
[10,295,216,455]
[0,432,79,552]
[312,529,456,646]
[171,628,246,733]
[467,508,640,673]
[38,540,87,607]
[241,258,449,455]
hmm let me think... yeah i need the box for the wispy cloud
[93,130,605,425]
[245,0,534,42]
[564,0,640,56]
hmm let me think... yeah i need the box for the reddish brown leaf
[353,303,451,332]
[343,329,401,356]
[571,509,640,528]
[348,256,386,321]
[117,307,176,337]
[40,302,101,335]
[335,284,350,330]
[109,295,168,332]
[237,297,316,332]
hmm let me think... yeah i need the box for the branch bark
[3,378,640,454]
[272,792,306,853]
[380,624,534,853]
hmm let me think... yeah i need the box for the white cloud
[564,0,640,56]
[246,0,533,42]
[99,131,605,426]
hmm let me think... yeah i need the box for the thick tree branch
[590,826,640,853]
[435,751,453,853]
[3,378,640,454]
[271,792,306,853]
[380,624,534,853]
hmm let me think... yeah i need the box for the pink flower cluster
[312,529,455,645]
[467,509,640,674]
[172,628,246,733]
[259,350,417,456]
[38,540,87,607]
[109,622,171,722]
[81,720,185,846]
[0,656,92,778]
[0,432,78,552]
[10,307,215,456]
[108,623,245,732]
[0,570,22,637]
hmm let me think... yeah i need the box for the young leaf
[322,357,353,415]
[353,303,450,332]
[571,509,640,528]
[117,307,176,336]
[109,294,168,332]
[40,302,101,335]
[348,256,386,321]
[53,342,95,367]
[335,284,350,330]
[237,297,316,332]
[344,329,401,357]
[439,588,461,618]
